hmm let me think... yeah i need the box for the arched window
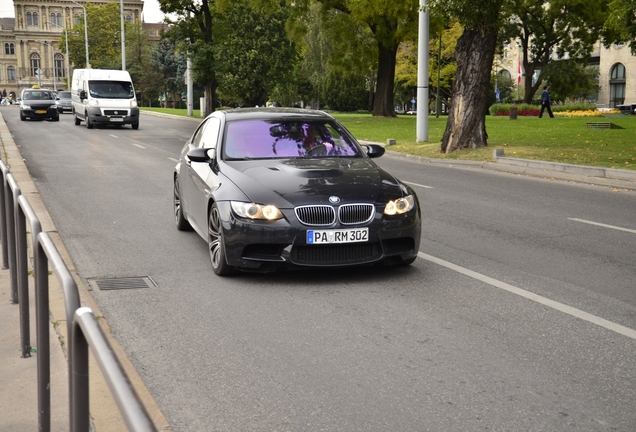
[74,14,80,25]
[609,63,626,108]
[126,15,132,23]
[30,53,41,77]
[57,13,63,26]
[8,66,16,81]
[33,12,39,26]
[9,43,14,54]
[27,12,32,26]
[55,53,65,79]
[51,12,56,25]
[498,69,511,80]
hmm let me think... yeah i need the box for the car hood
[221,158,405,208]
[23,100,55,108]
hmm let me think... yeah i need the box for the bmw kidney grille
[295,203,374,226]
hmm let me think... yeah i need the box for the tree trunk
[204,79,217,116]
[372,42,397,117]
[441,28,498,153]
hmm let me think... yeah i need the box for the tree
[151,39,187,106]
[541,61,600,102]
[430,0,503,152]
[214,0,296,106]
[292,0,419,117]
[61,3,122,69]
[603,0,636,54]
[501,0,608,103]
[125,22,163,106]
[159,0,218,115]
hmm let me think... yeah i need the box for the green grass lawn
[140,107,636,171]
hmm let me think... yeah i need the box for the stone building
[0,0,146,100]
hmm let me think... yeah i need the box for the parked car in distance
[55,91,72,113]
[174,108,421,275]
[19,88,59,121]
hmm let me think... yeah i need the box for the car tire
[53,116,60,122]
[132,122,139,130]
[74,114,81,125]
[208,204,236,276]
[20,113,25,121]
[85,113,93,129]
[174,179,192,231]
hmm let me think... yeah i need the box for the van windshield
[88,80,134,99]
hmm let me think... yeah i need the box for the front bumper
[217,201,421,271]
[21,107,59,120]
[87,106,139,125]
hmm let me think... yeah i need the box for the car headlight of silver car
[21,104,31,110]
[231,201,283,220]
[383,195,415,215]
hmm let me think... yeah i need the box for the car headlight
[384,195,415,215]
[231,201,283,220]
[130,100,138,108]
[21,104,31,110]
[89,99,99,107]
[50,105,57,109]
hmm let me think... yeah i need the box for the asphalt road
[3,106,636,431]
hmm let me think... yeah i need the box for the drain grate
[88,276,157,291]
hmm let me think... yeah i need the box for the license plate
[307,228,368,244]
[36,110,47,114]
[110,117,124,122]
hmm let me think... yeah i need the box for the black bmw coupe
[174,108,421,275]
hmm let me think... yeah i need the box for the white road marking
[568,218,636,234]
[133,144,146,149]
[417,252,636,340]
[109,134,118,138]
[168,158,179,163]
[403,180,433,189]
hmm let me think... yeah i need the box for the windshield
[88,80,134,99]
[57,91,71,99]
[23,90,54,101]
[224,119,362,160]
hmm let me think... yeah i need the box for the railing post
[71,309,91,432]
[9,176,31,358]
[0,160,9,269]
[4,172,17,303]
[38,232,82,431]
[35,234,51,432]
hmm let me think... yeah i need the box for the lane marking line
[133,144,146,149]
[109,134,118,138]
[568,218,636,234]
[403,180,433,189]
[417,252,636,340]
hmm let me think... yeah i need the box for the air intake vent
[88,277,156,290]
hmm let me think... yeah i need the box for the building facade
[1,0,146,100]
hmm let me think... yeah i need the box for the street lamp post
[36,40,57,91]
[120,0,126,70]
[47,21,70,88]
[71,0,90,68]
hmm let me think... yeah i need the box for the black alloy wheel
[208,204,235,276]
[173,179,192,231]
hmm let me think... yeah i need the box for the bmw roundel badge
[329,196,340,204]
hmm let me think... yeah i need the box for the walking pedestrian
[539,86,554,118]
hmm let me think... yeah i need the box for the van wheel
[132,122,139,130]
[74,114,81,125]
[85,114,93,129]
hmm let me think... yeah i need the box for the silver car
[55,91,72,113]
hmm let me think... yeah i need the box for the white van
[71,69,139,129]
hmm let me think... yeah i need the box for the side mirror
[186,147,216,163]
[364,144,385,158]
[79,90,86,100]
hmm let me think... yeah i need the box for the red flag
[517,60,522,84]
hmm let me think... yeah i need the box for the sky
[0,0,167,23]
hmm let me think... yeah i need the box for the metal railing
[1,159,157,432]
